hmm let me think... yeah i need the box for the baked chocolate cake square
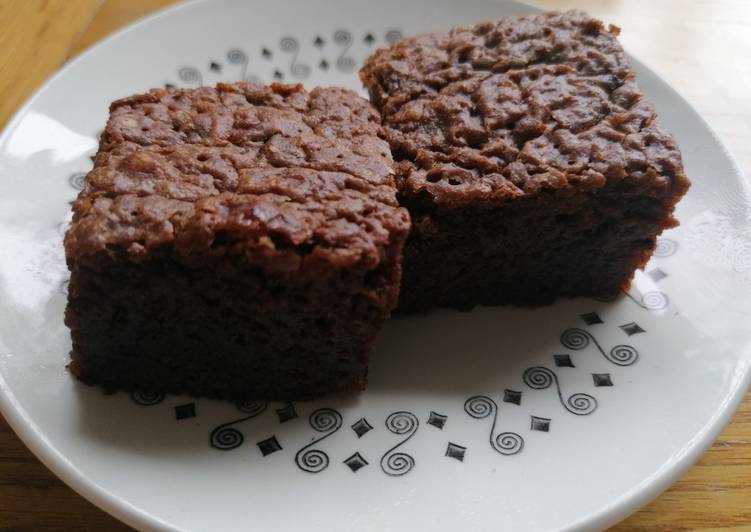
[360,10,690,311]
[64,82,410,400]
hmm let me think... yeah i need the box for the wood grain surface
[0,1,749,530]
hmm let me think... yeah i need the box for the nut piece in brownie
[64,82,410,400]
[360,10,690,311]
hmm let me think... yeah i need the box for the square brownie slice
[360,10,690,311]
[64,82,410,400]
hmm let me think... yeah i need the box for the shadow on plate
[72,299,606,454]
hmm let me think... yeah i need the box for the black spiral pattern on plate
[210,425,244,450]
[380,411,419,476]
[130,391,165,406]
[385,29,403,43]
[280,37,311,79]
[560,328,639,366]
[178,66,202,85]
[294,408,343,473]
[654,238,678,257]
[624,290,669,311]
[235,400,267,415]
[333,30,355,72]
[68,172,86,191]
[609,344,639,365]
[464,396,524,455]
[227,48,249,80]
[523,367,597,416]
[209,400,269,451]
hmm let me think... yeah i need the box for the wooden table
[1,1,749,530]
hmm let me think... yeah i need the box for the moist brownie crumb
[360,10,690,311]
[64,82,410,400]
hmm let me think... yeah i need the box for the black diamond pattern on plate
[530,416,551,432]
[257,436,282,456]
[314,36,325,47]
[319,59,329,70]
[174,403,196,420]
[580,312,603,325]
[445,442,467,462]
[620,322,645,336]
[261,47,272,59]
[343,452,368,472]
[351,417,373,438]
[164,83,176,89]
[427,411,447,429]
[276,403,298,423]
[209,61,221,72]
[273,70,283,80]
[592,373,614,387]
[648,268,668,282]
[364,33,375,45]
[553,354,575,368]
[503,389,522,405]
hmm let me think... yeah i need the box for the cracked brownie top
[65,83,409,270]
[360,10,690,208]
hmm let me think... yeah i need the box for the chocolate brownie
[360,10,690,311]
[64,82,410,400]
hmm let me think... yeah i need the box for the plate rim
[0,0,750,531]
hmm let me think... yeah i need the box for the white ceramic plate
[1,0,750,530]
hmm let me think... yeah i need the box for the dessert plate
[1,0,749,530]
